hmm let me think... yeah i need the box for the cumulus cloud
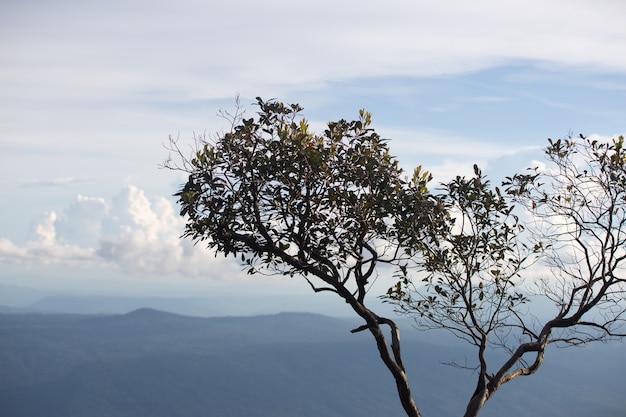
[30,211,57,245]
[0,185,237,278]
[97,186,199,275]
[0,211,98,266]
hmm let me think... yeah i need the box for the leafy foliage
[169,97,443,417]
[505,134,626,345]
[175,97,437,301]
[167,98,626,417]
[386,164,539,347]
[385,135,626,417]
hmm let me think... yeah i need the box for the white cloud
[19,177,95,188]
[1,0,625,108]
[456,96,512,104]
[97,186,190,274]
[56,195,109,248]
[30,211,56,245]
[1,0,624,198]
[0,211,99,267]
[378,126,544,181]
[0,185,238,278]
[0,237,98,267]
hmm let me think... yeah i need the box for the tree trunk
[367,323,421,417]
[345,294,422,417]
[463,390,488,417]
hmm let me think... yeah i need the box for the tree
[166,97,626,417]
[165,97,441,417]
[386,135,626,417]
[386,164,541,416]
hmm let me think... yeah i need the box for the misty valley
[1,306,624,417]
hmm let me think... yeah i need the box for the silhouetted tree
[165,97,442,417]
[386,135,626,417]
[166,98,626,417]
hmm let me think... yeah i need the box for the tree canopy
[166,98,626,417]
[386,134,626,416]
[167,97,442,417]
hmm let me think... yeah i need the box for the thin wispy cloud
[456,96,512,103]
[2,0,625,107]
[19,177,95,188]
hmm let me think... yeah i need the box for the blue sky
[1,0,625,300]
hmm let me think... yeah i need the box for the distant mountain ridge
[0,310,624,417]
[25,294,230,316]
[0,283,359,317]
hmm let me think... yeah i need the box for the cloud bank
[0,185,233,278]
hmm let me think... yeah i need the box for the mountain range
[1,308,624,417]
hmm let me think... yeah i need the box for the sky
[1,0,625,306]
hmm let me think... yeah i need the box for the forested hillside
[1,310,623,417]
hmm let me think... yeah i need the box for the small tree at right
[387,134,626,417]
